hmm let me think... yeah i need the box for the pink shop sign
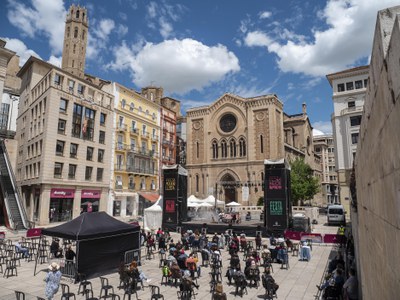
[50,188,75,198]
[81,189,101,199]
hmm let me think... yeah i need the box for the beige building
[354,6,400,299]
[109,83,161,217]
[15,5,115,225]
[327,65,369,214]
[313,134,338,205]
[186,93,317,205]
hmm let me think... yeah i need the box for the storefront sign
[81,190,101,199]
[50,188,75,198]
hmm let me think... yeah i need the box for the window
[239,137,246,157]
[315,147,321,153]
[96,168,103,181]
[76,10,80,18]
[337,83,345,92]
[121,99,126,108]
[151,180,155,190]
[152,113,156,120]
[86,147,94,160]
[138,106,142,113]
[68,79,75,92]
[220,114,237,133]
[68,164,77,179]
[364,79,368,88]
[72,104,82,137]
[129,177,135,189]
[142,124,147,135]
[221,140,227,158]
[77,84,84,94]
[116,155,123,170]
[56,140,65,156]
[100,113,106,126]
[60,98,68,113]
[85,166,93,180]
[82,30,85,40]
[83,107,95,140]
[58,119,66,134]
[141,178,146,190]
[54,73,61,85]
[67,27,70,37]
[196,175,199,193]
[54,162,63,178]
[348,101,355,108]
[99,130,105,144]
[212,140,218,159]
[346,82,354,91]
[350,115,362,126]
[355,80,363,89]
[131,121,137,132]
[196,141,199,159]
[98,149,104,163]
[260,135,264,154]
[230,139,236,157]
[116,176,123,188]
[70,143,78,158]
[351,133,359,144]
[141,141,146,154]
[74,27,78,38]
[130,103,134,111]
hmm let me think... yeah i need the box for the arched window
[196,174,199,192]
[212,140,218,159]
[221,140,227,158]
[74,27,78,38]
[121,99,126,108]
[230,138,236,157]
[82,12,85,20]
[130,103,134,111]
[67,26,70,37]
[76,10,80,19]
[196,141,199,158]
[260,135,264,153]
[73,44,76,54]
[239,137,246,157]
[82,30,85,40]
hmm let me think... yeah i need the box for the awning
[114,191,137,197]
[139,192,160,203]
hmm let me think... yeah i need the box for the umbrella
[226,201,241,207]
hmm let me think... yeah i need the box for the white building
[326,65,369,213]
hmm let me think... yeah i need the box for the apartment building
[313,134,338,205]
[327,65,368,213]
[110,83,161,217]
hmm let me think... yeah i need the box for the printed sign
[269,176,282,190]
[165,200,175,213]
[270,200,283,215]
[165,178,176,191]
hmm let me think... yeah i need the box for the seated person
[65,245,76,261]
[328,253,345,274]
[262,269,279,295]
[255,233,262,248]
[129,260,150,287]
[186,253,201,277]
[317,268,345,291]
[170,262,182,280]
[233,270,247,296]
[50,238,63,258]
[179,274,199,297]
[229,253,241,270]
[15,241,29,258]
[212,282,227,300]
[269,234,276,246]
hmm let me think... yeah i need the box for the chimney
[302,102,307,114]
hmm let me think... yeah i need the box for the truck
[327,204,346,226]
[291,213,311,233]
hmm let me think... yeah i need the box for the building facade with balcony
[15,57,114,225]
[313,134,338,205]
[110,83,161,217]
[327,65,368,213]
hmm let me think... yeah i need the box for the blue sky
[1,0,399,135]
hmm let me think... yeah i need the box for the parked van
[327,204,346,226]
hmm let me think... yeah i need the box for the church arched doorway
[220,174,237,204]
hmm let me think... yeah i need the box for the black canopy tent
[41,212,140,279]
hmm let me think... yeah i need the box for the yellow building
[110,83,161,217]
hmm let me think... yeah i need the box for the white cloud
[312,121,332,135]
[2,38,41,66]
[116,24,129,38]
[7,0,66,55]
[244,0,400,76]
[244,31,274,47]
[48,55,62,67]
[313,129,325,137]
[109,38,240,94]
[159,18,173,39]
[260,11,272,19]
[94,19,115,40]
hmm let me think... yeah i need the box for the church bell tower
[61,4,88,78]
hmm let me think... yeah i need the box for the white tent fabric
[143,196,163,231]
[226,201,241,206]
[203,195,225,206]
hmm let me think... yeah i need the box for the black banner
[264,166,290,232]
[163,173,178,224]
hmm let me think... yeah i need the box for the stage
[163,218,276,237]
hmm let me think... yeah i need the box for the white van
[327,204,346,226]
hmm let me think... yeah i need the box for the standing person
[343,268,358,300]
[44,262,62,300]
[212,282,227,300]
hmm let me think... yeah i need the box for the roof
[41,211,139,240]
[326,65,369,86]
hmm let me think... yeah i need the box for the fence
[124,249,141,265]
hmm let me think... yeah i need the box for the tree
[257,196,264,206]
[290,158,319,206]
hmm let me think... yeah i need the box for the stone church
[186,93,320,206]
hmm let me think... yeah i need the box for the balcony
[130,127,138,135]
[115,183,123,189]
[141,131,149,138]
[162,139,170,145]
[115,142,127,151]
[114,164,125,171]
[128,183,135,190]
[151,134,159,141]
[117,124,127,131]
[340,105,363,116]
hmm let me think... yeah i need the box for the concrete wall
[355,7,400,300]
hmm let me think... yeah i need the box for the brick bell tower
[61,4,88,78]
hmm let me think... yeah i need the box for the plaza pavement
[0,216,339,300]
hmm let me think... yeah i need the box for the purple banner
[26,228,42,238]
[323,234,346,244]
[284,230,302,240]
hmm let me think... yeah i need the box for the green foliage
[257,196,264,206]
[290,158,319,206]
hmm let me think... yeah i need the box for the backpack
[162,265,171,276]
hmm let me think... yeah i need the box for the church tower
[61,4,88,78]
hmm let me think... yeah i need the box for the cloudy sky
[1,0,398,135]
